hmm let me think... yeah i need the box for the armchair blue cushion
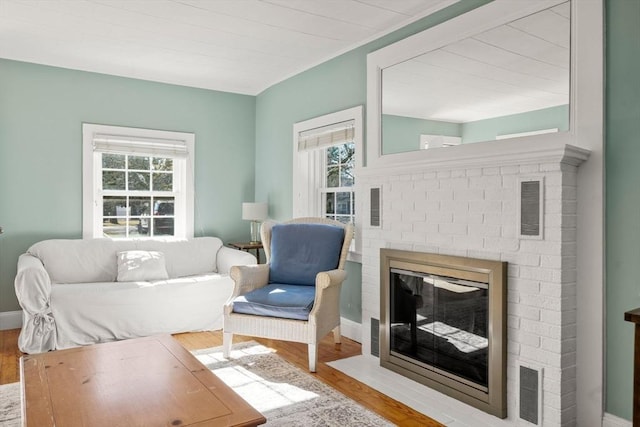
[230,222,345,320]
[231,284,316,320]
[268,223,345,286]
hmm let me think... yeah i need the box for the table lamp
[242,202,268,243]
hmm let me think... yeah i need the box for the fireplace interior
[390,269,489,387]
[380,249,507,418]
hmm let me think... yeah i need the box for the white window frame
[82,123,195,239]
[293,106,363,261]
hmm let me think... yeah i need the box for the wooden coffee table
[20,335,266,426]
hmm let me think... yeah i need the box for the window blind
[92,133,189,158]
[297,119,355,152]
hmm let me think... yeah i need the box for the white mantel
[359,137,590,178]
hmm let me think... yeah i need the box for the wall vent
[519,178,544,238]
[370,318,380,357]
[519,364,542,424]
[370,187,381,228]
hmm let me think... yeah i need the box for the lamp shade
[242,202,268,221]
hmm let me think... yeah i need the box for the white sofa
[15,237,256,354]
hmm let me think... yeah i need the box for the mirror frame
[366,0,597,169]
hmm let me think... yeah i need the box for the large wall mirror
[366,0,580,167]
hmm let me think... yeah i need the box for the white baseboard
[1,312,358,339]
[0,310,22,330]
[340,317,361,343]
[603,412,632,427]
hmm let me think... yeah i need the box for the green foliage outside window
[325,142,355,225]
[326,143,354,188]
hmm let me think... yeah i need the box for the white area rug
[0,341,393,426]
[0,382,19,427]
[193,341,394,426]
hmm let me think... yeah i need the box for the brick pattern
[359,161,578,425]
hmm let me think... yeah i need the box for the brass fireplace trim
[380,249,507,418]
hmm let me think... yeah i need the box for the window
[293,106,363,259]
[82,124,194,239]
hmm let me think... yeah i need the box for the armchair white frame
[222,217,354,372]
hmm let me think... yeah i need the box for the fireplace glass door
[389,268,489,389]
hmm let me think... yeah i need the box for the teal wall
[0,59,256,312]
[381,114,461,154]
[254,52,366,323]
[462,104,569,143]
[605,0,640,420]
[381,105,568,155]
[254,0,489,324]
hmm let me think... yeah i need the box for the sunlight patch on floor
[213,365,318,412]
[194,343,319,413]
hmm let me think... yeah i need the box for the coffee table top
[20,335,266,427]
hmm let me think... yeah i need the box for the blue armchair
[222,217,354,372]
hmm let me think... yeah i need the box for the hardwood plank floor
[0,329,444,426]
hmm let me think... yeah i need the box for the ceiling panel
[0,0,452,94]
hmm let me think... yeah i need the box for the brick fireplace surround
[349,139,590,426]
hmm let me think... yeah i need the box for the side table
[229,242,264,264]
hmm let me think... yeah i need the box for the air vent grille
[371,318,380,357]
[519,365,541,424]
[370,187,381,227]
[521,180,541,237]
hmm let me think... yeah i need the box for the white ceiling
[0,0,452,95]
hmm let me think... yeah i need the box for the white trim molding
[0,310,23,330]
[358,137,590,178]
[82,123,195,240]
[603,413,632,427]
[292,105,364,260]
[339,316,362,344]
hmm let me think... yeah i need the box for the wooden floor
[0,329,443,426]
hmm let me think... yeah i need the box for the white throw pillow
[117,250,169,282]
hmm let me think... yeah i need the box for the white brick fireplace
[352,139,590,425]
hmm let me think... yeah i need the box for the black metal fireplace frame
[380,249,507,418]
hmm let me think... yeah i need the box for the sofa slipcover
[15,237,256,354]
